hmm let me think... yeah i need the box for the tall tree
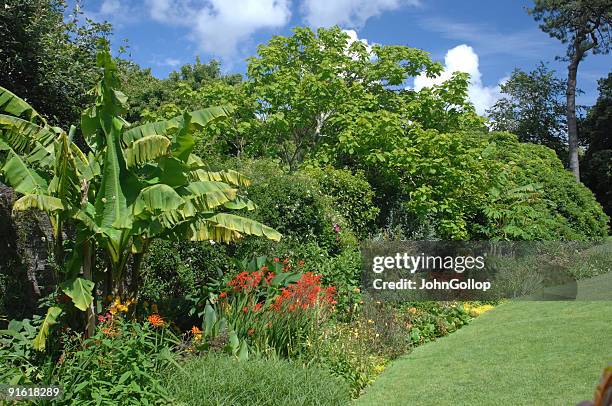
[487,63,568,160]
[528,0,612,180]
[581,72,612,219]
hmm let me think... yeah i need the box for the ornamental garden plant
[0,16,610,406]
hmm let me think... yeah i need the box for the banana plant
[0,45,281,347]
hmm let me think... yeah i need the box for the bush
[165,354,351,405]
[305,166,380,238]
[140,239,234,302]
[229,159,357,253]
[480,132,609,240]
[52,317,180,405]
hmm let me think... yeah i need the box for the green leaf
[48,133,82,208]
[171,112,194,162]
[203,303,217,337]
[124,134,171,167]
[238,340,249,361]
[61,277,95,311]
[133,184,185,216]
[32,307,62,351]
[0,86,44,123]
[94,116,137,229]
[207,213,282,241]
[12,194,64,213]
[0,150,48,194]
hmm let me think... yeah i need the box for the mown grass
[357,292,612,405]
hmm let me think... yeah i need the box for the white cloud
[161,58,182,67]
[342,29,373,57]
[413,44,503,115]
[85,0,139,24]
[146,0,291,58]
[302,0,420,28]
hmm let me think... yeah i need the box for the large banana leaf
[61,277,95,311]
[94,116,138,230]
[48,133,82,208]
[0,115,56,155]
[12,194,64,212]
[122,106,231,145]
[124,134,171,167]
[32,307,62,351]
[172,112,195,162]
[189,168,252,187]
[185,213,281,242]
[133,184,185,216]
[0,86,44,123]
[0,149,48,194]
[182,181,237,210]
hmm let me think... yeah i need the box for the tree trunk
[82,240,96,338]
[566,57,581,181]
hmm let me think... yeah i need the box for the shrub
[0,316,53,385]
[228,159,357,253]
[140,239,234,302]
[51,317,180,405]
[164,354,351,405]
[305,166,380,238]
[480,132,609,240]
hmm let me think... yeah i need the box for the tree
[487,63,568,159]
[0,0,111,127]
[0,45,280,345]
[246,26,451,172]
[528,0,612,180]
[581,72,612,219]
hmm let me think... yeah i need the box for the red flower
[265,272,276,285]
[253,303,262,312]
[243,306,249,314]
[270,272,336,312]
[273,257,280,262]
[219,292,227,299]
[147,314,165,328]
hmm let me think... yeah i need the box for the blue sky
[81,0,611,112]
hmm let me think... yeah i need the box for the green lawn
[358,284,612,405]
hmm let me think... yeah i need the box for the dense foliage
[0,0,111,127]
[0,11,610,405]
[581,72,612,220]
[487,63,568,159]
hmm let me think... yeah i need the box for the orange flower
[191,326,202,335]
[147,314,165,328]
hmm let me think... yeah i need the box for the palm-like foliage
[0,46,280,347]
